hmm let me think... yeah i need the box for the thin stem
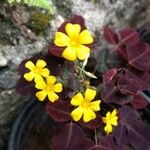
[140,91,150,104]
[94,129,98,145]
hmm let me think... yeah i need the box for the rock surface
[0,0,150,149]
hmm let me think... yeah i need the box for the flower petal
[53,83,63,93]
[35,78,46,89]
[24,72,34,81]
[71,107,83,121]
[46,76,56,85]
[54,32,70,47]
[36,91,47,101]
[111,116,118,126]
[85,88,96,102]
[41,68,50,77]
[111,109,117,116]
[104,124,112,134]
[83,108,96,122]
[36,59,47,68]
[62,46,77,61]
[65,23,81,38]
[76,45,90,60]
[79,29,94,44]
[90,100,101,111]
[25,61,35,71]
[71,93,84,106]
[34,75,44,83]
[48,92,59,102]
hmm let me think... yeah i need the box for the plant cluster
[16,16,150,150]
[7,0,53,13]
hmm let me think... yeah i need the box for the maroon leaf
[103,68,117,84]
[103,27,119,45]
[119,27,139,44]
[126,42,150,71]
[113,122,128,146]
[126,68,150,90]
[131,94,148,109]
[69,138,95,150]
[117,76,142,95]
[16,77,36,95]
[114,106,150,149]
[52,123,85,150]
[119,106,140,123]
[101,83,131,105]
[128,120,150,150]
[100,135,127,150]
[79,114,102,129]
[46,100,73,122]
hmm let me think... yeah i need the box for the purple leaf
[103,68,117,84]
[69,138,95,150]
[117,76,142,95]
[46,100,73,122]
[52,122,85,150]
[126,68,150,90]
[79,114,102,129]
[16,77,36,95]
[101,83,131,105]
[126,42,150,71]
[103,27,119,45]
[113,122,128,146]
[119,27,139,44]
[128,120,150,150]
[131,94,148,109]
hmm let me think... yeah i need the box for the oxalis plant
[16,16,150,150]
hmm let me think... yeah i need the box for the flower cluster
[16,15,150,149]
[24,59,63,102]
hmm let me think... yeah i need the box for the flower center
[34,67,42,74]
[82,101,90,108]
[45,84,53,92]
[69,38,80,47]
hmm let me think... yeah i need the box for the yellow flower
[35,76,62,102]
[24,59,49,82]
[70,88,101,122]
[54,23,94,61]
[102,109,118,134]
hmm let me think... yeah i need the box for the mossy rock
[27,12,51,34]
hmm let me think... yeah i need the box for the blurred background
[0,0,150,149]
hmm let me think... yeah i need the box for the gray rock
[0,0,150,148]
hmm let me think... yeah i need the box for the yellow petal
[53,83,63,93]
[76,45,90,60]
[71,93,84,106]
[83,108,96,122]
[46,76,56,85]
[41,68,50,77]
[71,107,83,121]
[106,112,111,118]
[54,32,70,47]
[48,92,59,102]
[35,78,46,89]
[36,59,47,68]
[79,30,94,44]
[24,72,34,81]
[104,124,112,134]
[62,46,77,61]
[111,116,118,126]
[111,109,117,117]
[85,88,96,102]
[65,23,81,38]
[102,117,106,123]
[34,75,44,83]
[90,100,101,111]
[36,91,47,101]
[25,61,35,71]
